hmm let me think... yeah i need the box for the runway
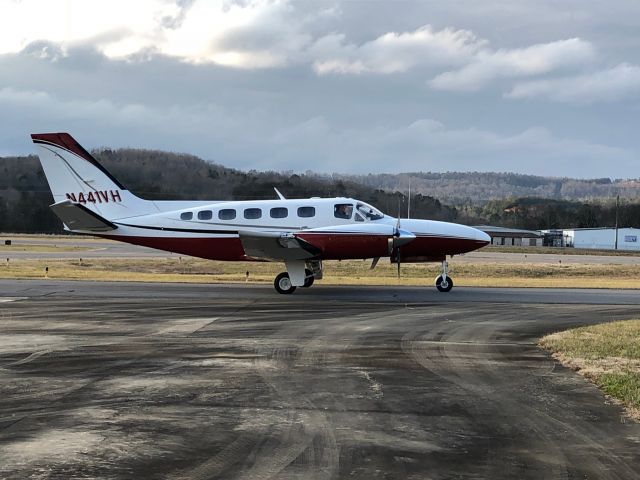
[1,281,639,479]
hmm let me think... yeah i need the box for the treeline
[0,150,457,233]
[2,149,639,233]
[460,197,640,230]
[341,171,640,204]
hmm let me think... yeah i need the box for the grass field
[541,320,640,420]
[485,245,640,257]
[3,233,640,257]
[0,244,92,253]
[1,257,639,289]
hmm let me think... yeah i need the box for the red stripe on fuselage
[98,233,488,262]
[98,235,248,261]
[296,233,488,260]
[296,233,388,259]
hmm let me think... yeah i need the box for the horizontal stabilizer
[50,200,117,232]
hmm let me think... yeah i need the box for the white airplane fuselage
[105,197,489,261]
[31,132,490,293]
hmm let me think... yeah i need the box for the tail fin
[31,133,156,221]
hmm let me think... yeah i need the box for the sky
[1,0,639,178]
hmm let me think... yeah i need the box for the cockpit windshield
[356,203,384,221]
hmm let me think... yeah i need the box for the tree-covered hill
[341,171,640,204]
[0,150,456,233]
[1,149,639,233]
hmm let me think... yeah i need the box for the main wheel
[302,268,315,288]
[274,272,296,294]
[435,275,453,292]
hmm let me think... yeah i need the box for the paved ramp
[0,281,639,479]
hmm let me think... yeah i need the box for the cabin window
[244,208,262,220]
[218,209,236,220]
[180,212,193,220]
[198,210,212,220]
[270,207,288,219]
[334,203,353,219]
[297,206,315,218]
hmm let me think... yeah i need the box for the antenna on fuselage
[274,187,286,200]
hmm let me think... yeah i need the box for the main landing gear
[274,261,321,294]
[435,260,453,292]
[274,272,296,294]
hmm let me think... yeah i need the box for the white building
[564,227,640,251]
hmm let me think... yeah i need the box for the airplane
[31,132,491,294]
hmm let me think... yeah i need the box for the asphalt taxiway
[1,281,639,479]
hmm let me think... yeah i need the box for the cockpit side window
[334,203,353,219]
[356,203,384,221]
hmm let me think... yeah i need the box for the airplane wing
[239,223,415,262]
[238,230,321,261]
[50,200,117,232]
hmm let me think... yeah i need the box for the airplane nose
[475,228,491,243]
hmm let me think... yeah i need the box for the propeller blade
[397,248,401,278]
[370,257,380,270]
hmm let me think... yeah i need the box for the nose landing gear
[435,260,453,292]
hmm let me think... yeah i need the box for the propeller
[395,214,401,278]
[387,201,402,278]
[387,197,416,278]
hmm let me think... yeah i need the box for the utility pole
[407,177,411,219]
[615,194,620,250]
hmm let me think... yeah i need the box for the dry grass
[541,320,640,421]
[486,246,640,257]
[3,234,640,257]
[0,257,638,289]
[0,234,104,242]
[0,244,92,253]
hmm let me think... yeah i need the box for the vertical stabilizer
[31,133,156,220]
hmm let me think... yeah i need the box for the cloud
[0,1,602,86]
[0,0,313,68]
[0,0,171,56]
[1,81,633,179]
[430,38,595,91]
[339,121,634,178]
[1,0,639,180]
[310,25,486,75]
[506,63,640,103]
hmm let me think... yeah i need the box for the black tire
[436,275,453,292]
[302,268,315,288]
[274,272,296,294]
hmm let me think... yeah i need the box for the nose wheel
[435,261,453,292]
